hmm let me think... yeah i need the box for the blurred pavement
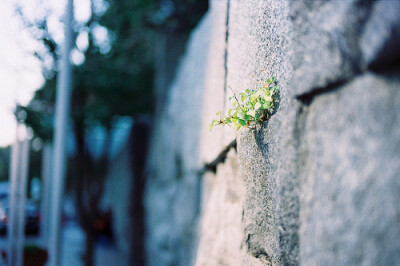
[0,221,123,266]
[61,220,124,266]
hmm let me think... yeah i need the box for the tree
[17,0,208,265]
[17,1,156,265]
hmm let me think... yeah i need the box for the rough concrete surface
[145,0,400,265]
[195,150,245,266]
[360,1,400,69]
[288,1,372,95]
[299,73,400,266]
[144,9,211,266]
[238,126,279,265]
[199,0,229,164]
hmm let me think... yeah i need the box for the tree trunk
[129,119,151,266]
[72,121,112,266]
[84,231,95,266]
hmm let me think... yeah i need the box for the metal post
[8,125,30,266]
[17,137,30,266]
[48,0,73,265]
[8,124,20,266]
[40,143,52,245]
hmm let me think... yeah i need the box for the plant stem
[229,115,257,123]
[228,86,244,109]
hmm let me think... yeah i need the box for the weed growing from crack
[210,77,280,131]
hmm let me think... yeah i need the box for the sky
[0,0,91,147]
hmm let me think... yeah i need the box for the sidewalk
[61,221,127,266]
[0,221,125,265]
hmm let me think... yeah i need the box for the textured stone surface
[237,126,279,265]
[144,10,211,266]
[199,0,228,164]
[225,0,291,143]
[360,1,400,69]
[226,1,299,264]
[145,0,400,265]
[195,150,245,266]
[299,73,400,265]
[288,1,372,95]
[265,101,302,266]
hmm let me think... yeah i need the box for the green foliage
[145,0,209,34]
[210,77,280,131]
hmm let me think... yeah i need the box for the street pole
[8,125,30,266]
[8,124,20,266]
[40,143,52,245]
[48,0,73,264]
[16,136,30,266]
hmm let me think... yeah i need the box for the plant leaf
[248,110,256,117]
[239,120,247,126]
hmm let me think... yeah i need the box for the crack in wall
[286,99,310,266]
[369,64,400,75]
[204,139,237,173]
[222,0,231,113]
[290,64,400,265]
[246,234,273,265]
[292,76,352,264]
[295,79,349,106]
[296,63,400,107]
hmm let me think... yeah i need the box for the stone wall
[145,0,400,265]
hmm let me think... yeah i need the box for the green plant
[210,77,280,131]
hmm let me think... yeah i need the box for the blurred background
[0,0,207,265]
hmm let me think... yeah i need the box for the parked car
[0,196,40,236]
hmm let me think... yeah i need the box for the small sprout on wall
[210,77,280,131]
